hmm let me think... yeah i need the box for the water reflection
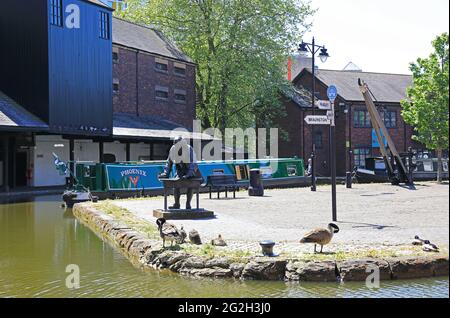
[0,196,448,298]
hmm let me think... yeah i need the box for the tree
[118,0,314,132]
[401,33,449,183]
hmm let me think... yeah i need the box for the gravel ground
[114,182,449,252]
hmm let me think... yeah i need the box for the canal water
[0,195,448,298]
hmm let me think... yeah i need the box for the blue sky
[302,0,449,74]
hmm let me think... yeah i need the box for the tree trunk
[436,148,443,183]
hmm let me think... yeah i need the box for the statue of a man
[158,136,202,209]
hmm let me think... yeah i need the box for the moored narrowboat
[63,157,307,206]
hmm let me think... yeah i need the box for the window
[155,62,168,72]
[354,110,371,128]
[381,110,397,128]
[50,0,63,27]
[99,11,110,40]
[314,131,323,149]
[174,89,186,103]
[155,86,169,100]
[113,79,119,94]
[354,148,371,168]
[174,63,186,76]
[113,47,119,63]
[155,58,169,73]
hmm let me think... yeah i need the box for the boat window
[287,165,297,177]
[235,165,249,180]
[212,169,224,175]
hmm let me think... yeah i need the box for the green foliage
[118,0,314,131]
[401,33,449,152]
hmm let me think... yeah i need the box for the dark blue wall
[0,0,50,121]
[48,0,113,136]
[0,0,113,136]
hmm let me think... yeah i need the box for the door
[15,151,28,187]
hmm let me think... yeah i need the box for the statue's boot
[170,188,181,209]
[186,188,194,210]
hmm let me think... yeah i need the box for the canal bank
[1,195,448,298]
[72,182,449,282]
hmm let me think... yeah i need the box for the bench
[206,174,240,199]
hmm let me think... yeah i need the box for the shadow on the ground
[207,197,248,201]
[398,184,417,191]
[360,192,395,197]
[338,221,399,230]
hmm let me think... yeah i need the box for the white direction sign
[316,100,331,110]
[304,115,331,125]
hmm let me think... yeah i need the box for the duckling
[300,223,340,253]
[156,218,183,248]
[412,235,426,245]
[422,240,439,252]
[211,234,227,246]
[178,226,187,244]
[189,229,202,245]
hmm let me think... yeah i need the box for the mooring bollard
[346,171,352,188]
[259,240,276,257]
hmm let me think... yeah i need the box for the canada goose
[412,235,426,245]
[211,234,227,246]
[156,218,183,247]
[422,240,439,252]
[300,223,340,253]
[189,229,202,245]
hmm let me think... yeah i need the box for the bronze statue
[158,136,202,210]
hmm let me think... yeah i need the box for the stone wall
[73,203,449,282]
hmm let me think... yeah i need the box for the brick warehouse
[276,68,425,177]
[0,0,210,191]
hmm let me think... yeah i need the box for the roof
[113,113,213,140]
[112,17,194,64]
[84,0,113,10]
[280,85,312,108]
[0,91,49,131]
[294,69,413,103]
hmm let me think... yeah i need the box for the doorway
[15,151,28,187]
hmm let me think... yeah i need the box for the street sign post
[327,85,337,222]
[304,115,331,125]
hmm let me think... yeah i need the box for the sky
[301,0,449,74]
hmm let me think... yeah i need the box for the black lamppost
[298,38,329,192]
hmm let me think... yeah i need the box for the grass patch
[91,200,159,239]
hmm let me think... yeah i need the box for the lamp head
[319,47,329,63]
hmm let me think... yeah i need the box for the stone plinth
[153,208,214,220]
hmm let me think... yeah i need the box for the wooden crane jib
[358,79,414,185]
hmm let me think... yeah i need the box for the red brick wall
[113,46,196,130]
[275,71,423,177]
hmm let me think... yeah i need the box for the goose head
[156,218,166,230]
[328,223,340,234]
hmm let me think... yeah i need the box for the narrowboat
[63,158,307,207]
[355,157,449,183]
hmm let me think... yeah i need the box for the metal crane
[358,79,414,185]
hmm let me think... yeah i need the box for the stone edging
[73,204,449,282]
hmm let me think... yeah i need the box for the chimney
[288,53,313,81]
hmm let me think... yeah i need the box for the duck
[412,235,427,245]
[156,218,183,248]
[189,229,202,245]
[422,240,439,252]
[300,223,340,253]
[211,234,227,246]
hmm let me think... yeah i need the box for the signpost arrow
[304,115,331,125]
[315,100,331,110]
